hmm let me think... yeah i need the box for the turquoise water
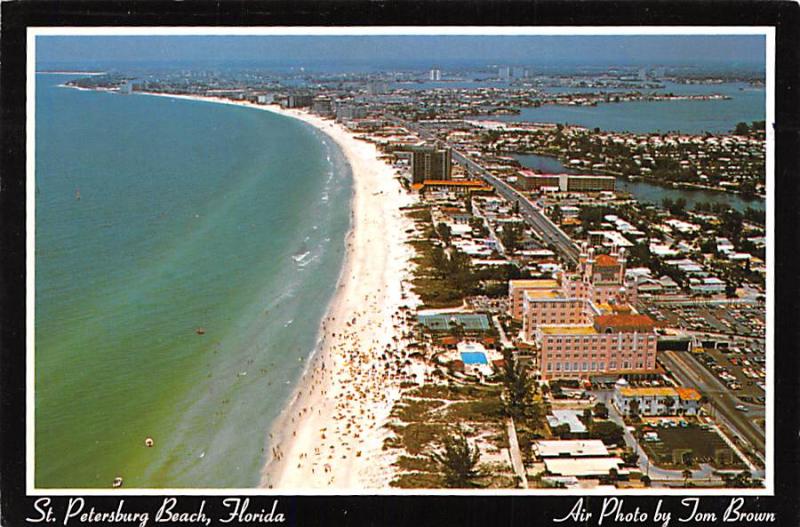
[35,74,352,488]
[480,82,765,134]
[514,153,764,212]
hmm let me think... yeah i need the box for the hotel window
[610,361,617,369]
[623,361,630,369]
[563,363,569,371]
[637,362,643,368]
[591,362,596,371]
[599,361,605,370]
[546,363,553,371]
[573,362,579,371]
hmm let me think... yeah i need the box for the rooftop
[541,325,597,335]
[544,412,590,435]
[594,254,620,267]
[618,387,677,398]
[594,314,655,332]
[421,179,488,187]
[675,387,703,401]
[543,457,626,477]
[534,439,608,458]
[510,279,559,289]
[524,290,561,299]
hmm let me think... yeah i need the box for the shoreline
[134,90,421,489]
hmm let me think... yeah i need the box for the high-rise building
[498,66,512,80]
[429,69,442,81]
[410,145,452,184]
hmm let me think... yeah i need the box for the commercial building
[515,170,616,192]
[612,383,702,416]
[429,68,442,81]
[410,145,452,183]
[544,457,627,478]
[411,180,493,197]
[533,440,609,458]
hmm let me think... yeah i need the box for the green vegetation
[405,207,528,308]
[387,382,515,489]
[430,429,484,488]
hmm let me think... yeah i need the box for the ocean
[34,74,352,488]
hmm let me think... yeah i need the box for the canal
[514,153,765,213]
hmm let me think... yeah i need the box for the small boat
[75,190,81,201]
[112,476,123,488]
[195,327,206,335]
[145,437,154,448]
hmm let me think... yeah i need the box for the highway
[388,115,580,266]
[450,149,581,266]
[659,351,765,460]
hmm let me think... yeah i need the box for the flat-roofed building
[613,384,702,416]
[543,457,627,478]
[544,412,590,435]
[533,439,609,458]
[514,171,615,192]
[411,179,492,197]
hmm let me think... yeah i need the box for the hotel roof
[510,279,559,289]
[541,325,597,335]
[524,290,561,299]
[594,254,619,267]
[594,314,655,332]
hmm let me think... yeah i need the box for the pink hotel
[510,245,659,380]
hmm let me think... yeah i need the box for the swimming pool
[460,351,489,365]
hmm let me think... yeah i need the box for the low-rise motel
[511,244,660,380]
[613,381,703,417]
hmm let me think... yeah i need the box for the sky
[36,34,766,70]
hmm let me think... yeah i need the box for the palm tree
[629,399,641,419]
[498,350,537,420]
[682,469,693,487]
[430,429,483,488]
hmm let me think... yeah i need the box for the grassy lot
[641,425,746,470]
[386,382,514,488]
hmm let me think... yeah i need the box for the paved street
[658,351,765,458]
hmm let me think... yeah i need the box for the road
[506,418,529,488]
[450,149,580,266]
[387,115,580,266]
[658,351,765,459]
[594,390,719,483]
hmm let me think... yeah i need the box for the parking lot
[639,302,765,339]
[694,347,766,403]
[639,423,747,470]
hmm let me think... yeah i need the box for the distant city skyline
[37,35,766,70]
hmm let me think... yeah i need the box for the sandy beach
[137,91,421,490]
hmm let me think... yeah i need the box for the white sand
[138,92,421,490]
